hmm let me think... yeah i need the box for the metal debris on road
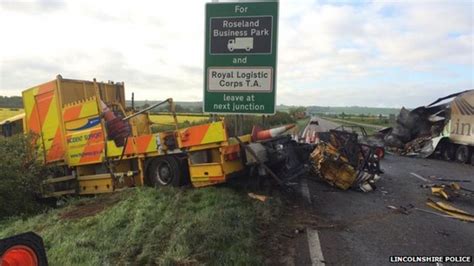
[426,198,474,222]
[386,204,414,215]
[310,129,383,192]
[421,182,473,200]
[248,192,269,202]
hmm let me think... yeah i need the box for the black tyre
[147,156,182,187]
[470,152,474,166]
[441,143,456,161]
[455,145,470,164]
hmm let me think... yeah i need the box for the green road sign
[204,1,278,115]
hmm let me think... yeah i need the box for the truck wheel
[147,156,181,187]
[455,145,470,164]
[441,143,455,161]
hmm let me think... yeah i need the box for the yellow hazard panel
[67,129,105,166]
[189,163,224,182]
[22,80,66,163]
[63,98,104,166]
[63,98,99,122]
[179,121,227,148]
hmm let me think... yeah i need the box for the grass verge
[0,186,281,265]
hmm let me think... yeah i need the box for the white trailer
[436,90,474,164]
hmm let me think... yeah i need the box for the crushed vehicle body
[334,125,385,158]
[309,129,383,192]
[383,90,474,164]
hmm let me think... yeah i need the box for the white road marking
[300,178,312,204]
[307,229,326,266]
[410,172,429,182]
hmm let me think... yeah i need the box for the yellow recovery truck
[20,75,249,196]
[14,75,310,197]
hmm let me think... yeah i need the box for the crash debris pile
[310,129,382,192]
[383,104,447,157]
[416,174,474,222]
[383,90,473,158]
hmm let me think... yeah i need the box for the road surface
[296,116,474,266]
[300,116,339,142]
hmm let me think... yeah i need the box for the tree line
[0,96,23,108]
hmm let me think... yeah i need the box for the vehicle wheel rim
[155,161,172,185]
[443,147,454,160]
[457,149,467,163]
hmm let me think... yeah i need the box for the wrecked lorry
[384,90,474,165]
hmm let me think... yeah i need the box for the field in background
[338,115,392,127]
[0,108,23,121]
[321,115,393,135]
[0,109,209,126]
[149,113,209,125]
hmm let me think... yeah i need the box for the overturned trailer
[384,90,474,165]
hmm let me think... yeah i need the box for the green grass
[296,117,310,132]
[149,114,209,125]
[322,117,380,135]
[0,187,280,265]
[340,116,392,127]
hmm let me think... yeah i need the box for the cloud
[0,0,472,108]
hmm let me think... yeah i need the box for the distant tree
[289,106,307,119]
[174,104,191,113]
[0,96,23,108]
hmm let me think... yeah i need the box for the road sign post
[204,1,278,115]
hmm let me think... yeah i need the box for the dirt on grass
[59,192,124,220]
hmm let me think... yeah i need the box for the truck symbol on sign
[227,37,254,52]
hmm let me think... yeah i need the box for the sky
[0,0,472,108]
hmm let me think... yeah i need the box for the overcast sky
[0,0,472,107]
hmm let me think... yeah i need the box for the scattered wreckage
[309,129,383,192]
[382,90,474,164]
[245,124,384,193]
